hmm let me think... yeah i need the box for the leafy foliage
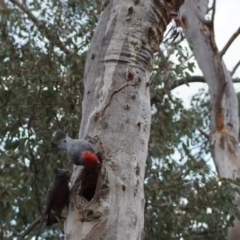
[0,1,239,239]
[0,0,100,238]
[145,45,240,239]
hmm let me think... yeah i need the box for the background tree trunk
[180,0,240,239]
[64,1,171,239]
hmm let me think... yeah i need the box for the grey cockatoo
[58,134,100,168]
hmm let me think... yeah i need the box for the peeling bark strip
[180,1,240,239]
[64,1,174,239]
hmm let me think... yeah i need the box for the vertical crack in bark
[100,84,130,118]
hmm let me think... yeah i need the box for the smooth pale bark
[64,1,171,239]
[180,1,240,239]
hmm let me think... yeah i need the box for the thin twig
[220,26,240,57]
[150,181,192,192]
[231,60,240,76]
[35,218,44,240]
[149,202,171,208]
[55,215,64,234]
[18,216,45,239]
[198,128,209,140]
[210,0,216,26]
[9,0,71,55]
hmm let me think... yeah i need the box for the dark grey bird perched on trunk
[58,134,100,168]
[45,168,70,226]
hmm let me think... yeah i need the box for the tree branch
[150,76,240,105]
[9,0,71,55]
[198,128,209,140]
[220,26,240,57]
[168,76,240,91]
[168,75,205,90]
[232,59,240,76]
[150,76,205,105]
[149,202,171,208]
[18,216,44,239]
[210,0,216,25]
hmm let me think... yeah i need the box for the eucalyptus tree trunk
[180,0,240,239]
[64,1,172,239]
